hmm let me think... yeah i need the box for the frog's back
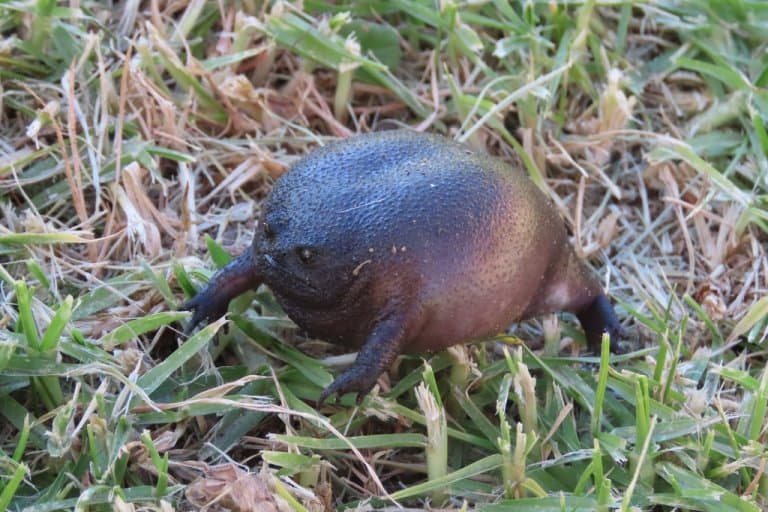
[271,130,542,249]
[280,130,516,191]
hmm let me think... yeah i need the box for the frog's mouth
[262,252,358,307]
[263,254,319,290]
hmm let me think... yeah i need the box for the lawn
[1,1,767,510]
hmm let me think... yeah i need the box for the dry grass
[1,1,767,510]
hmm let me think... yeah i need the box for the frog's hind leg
[535,248,624,353]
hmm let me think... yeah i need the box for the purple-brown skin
[182,130,623,404]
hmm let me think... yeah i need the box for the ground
[1,1,767,511]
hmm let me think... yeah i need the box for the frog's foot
[180,292,230,335]
[318,367,380,406]
[577,294,627,353]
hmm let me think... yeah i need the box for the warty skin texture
[182,130,623,403]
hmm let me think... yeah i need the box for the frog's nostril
[263,222,275,239]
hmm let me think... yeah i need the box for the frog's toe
[318,369,378,406]
[180,293,227,335]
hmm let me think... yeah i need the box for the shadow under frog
[182,130,624,403]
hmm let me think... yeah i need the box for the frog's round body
[183,130,623,402]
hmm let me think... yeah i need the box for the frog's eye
[296,247,313,264]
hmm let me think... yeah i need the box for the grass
[1,0,768,510]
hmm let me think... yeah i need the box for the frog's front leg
[318,306,421,405]
[181,248,262,334]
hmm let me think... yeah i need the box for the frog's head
[254,188,367,308]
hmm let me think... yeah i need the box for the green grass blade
[136,318,224,397]
[39,295,72,352]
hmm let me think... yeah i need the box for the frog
[182,130,624,403]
